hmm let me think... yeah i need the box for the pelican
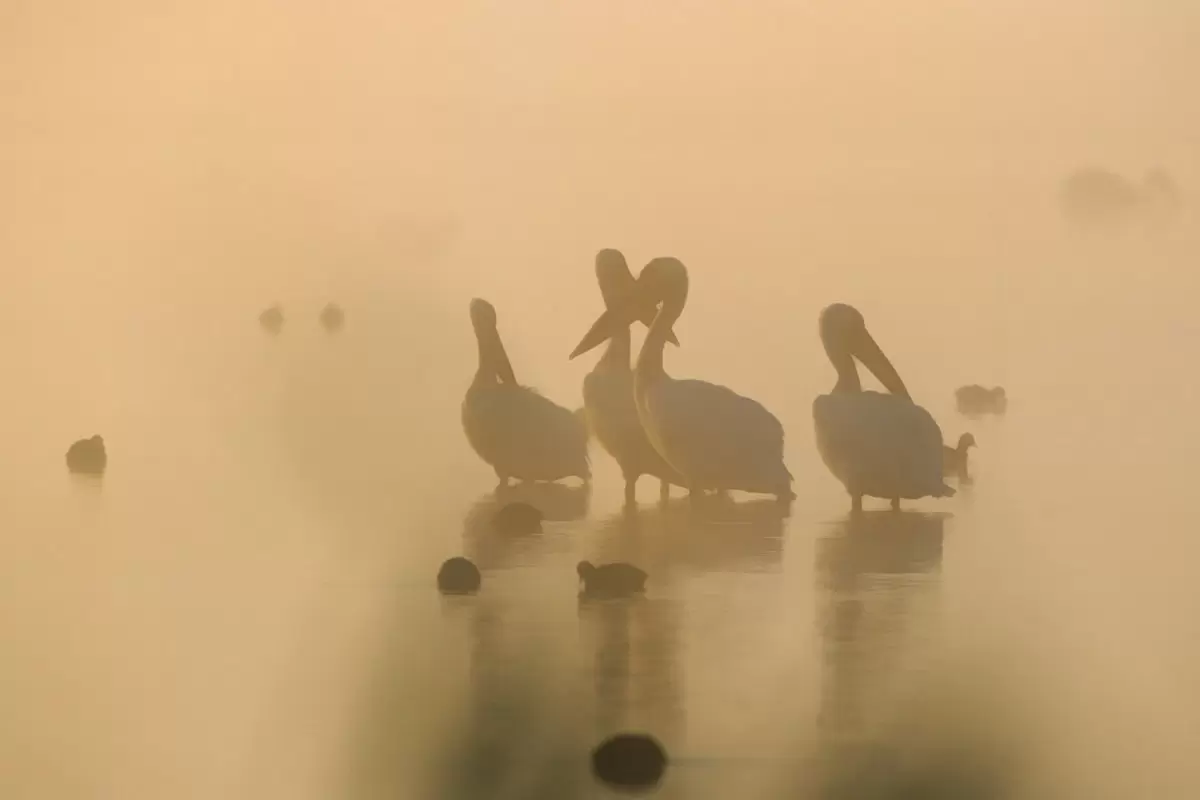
[814,303,953,511]
[570,257,793,502]
[463,299,590,488]
[581,249,687,505]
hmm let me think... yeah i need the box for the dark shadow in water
[461,483,590,570]
[346,590,590,800]
[577,593,685,798]
[588,497,786,576]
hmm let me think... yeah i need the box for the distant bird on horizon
[319,302,345,333]
[463,299,590,489]
[259,304,284,334]
[955,385,1006,416]
[943,433,976,481]
[66,435,107,476]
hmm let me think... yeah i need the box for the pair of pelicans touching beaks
[462,250,953,512]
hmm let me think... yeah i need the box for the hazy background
[3,1,1199,798]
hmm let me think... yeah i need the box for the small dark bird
[577,560,647,597]
[437,557,481,594]
[259,304,284,334]
[492,502,543,534]
[591,732,668,790]
[955,385,1007,415]
[319,302,345,333]
[66,435,107,475]
[943,433,976,480]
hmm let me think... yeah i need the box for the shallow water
[4,226,1200,799]
[5,4,1200,792]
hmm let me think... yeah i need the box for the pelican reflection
[589,497,787,576]
[577,591,684,797]
[815,512,945,743]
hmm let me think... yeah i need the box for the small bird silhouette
[577,560,647,597]
[66,435,107,476]
[943,432,976,480]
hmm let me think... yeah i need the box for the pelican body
[813,304,953,511]
[571,257,792,501]
[582,250,687,505]
[463,299,590,488]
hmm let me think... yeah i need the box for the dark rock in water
[66,435,107,475]
[577,560,647,598]
[319,302,345,333]
[437,557,481,594]
[591,733,667,791]
[492,502,543,534]
[259,304,284,333]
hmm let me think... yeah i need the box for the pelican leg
[891,497,901,511]
[851,494,863,513]
[623,474,638,507]
[659,480,670,503]
[495,470,510,491]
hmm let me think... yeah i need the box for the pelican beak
[854,330,909,399]
[493,333,517,384]
[570,308,619,359]
[570,281,678,359]
[633,300,679,346]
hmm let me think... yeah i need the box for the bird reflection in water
[813,511,948,797]
[577,587,684,798]
[591,496,787,575]
[461,482,590,570]
[815,511,944,741]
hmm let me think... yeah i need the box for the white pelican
[581,249,687,505]
[570,257,793,502]
[463,299,590,488]
[814,303,953,511]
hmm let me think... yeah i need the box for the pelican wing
[813,390,952,500]
[464,383,590,480]
[646,378,789,492]
[583,368,685,484]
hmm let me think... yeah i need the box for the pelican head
[570,258,683,359]
[820,303,909,398]
[595,249,681,333]
[469,298,516,384]
[470,298,498,330]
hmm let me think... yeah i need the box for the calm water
[3,223,1200,799]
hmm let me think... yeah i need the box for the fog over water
[3,2,1199,797]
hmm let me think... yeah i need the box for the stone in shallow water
[491,502,543,534]
[590,732,667,791]
[437,557,481,595]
